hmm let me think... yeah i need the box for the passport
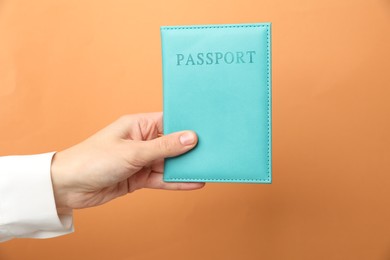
[161,23,272,183]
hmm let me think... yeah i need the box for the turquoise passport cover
[161,23,272,183]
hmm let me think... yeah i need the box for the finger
[151,159,164,173]
[137,130,198,163]
[148,112,163,135]
[109,112,163,140]
[144,172,206,191]
[134,112,164,137]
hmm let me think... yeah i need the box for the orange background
[1,0,390,259]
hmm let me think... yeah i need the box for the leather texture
[161,23,272,183]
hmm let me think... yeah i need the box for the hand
[50,112,204,210]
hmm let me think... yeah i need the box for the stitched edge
[164,178,271,182]
[266,24,271,183]
[161,24,268,30]
[163,24,271,183]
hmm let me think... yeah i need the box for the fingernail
[179,132,196,146]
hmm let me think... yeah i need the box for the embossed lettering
[224,52,234,64]
[215,52,223,64]
[176,51,256,66]
[206,53,213,65]
[197,53,204,65]
[246,51,256,63]
[185,54,195,65]
[176,54,185,66]
[236,51,244,63]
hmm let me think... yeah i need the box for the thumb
[137,130,198,163]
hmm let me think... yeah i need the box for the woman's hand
[50,112,204,210]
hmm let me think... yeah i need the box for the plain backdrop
[0,0,390,259]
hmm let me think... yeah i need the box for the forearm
[0,152,73,242]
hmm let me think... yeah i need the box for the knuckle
[136,117,149,131]
[121,142,147,168]
[118,114,133,123]
[127,175,138,193]
[157,137,174,152]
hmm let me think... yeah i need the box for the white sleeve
[0,152,73,242]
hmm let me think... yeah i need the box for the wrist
[50,151,71,210]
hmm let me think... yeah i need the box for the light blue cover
[161,23,271,183]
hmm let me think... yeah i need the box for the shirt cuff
[0,152,73,242]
